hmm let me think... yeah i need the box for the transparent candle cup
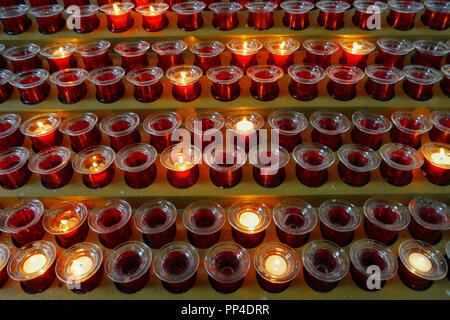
[209,2,242,31]
[185,111,225,150]
[2,43,42,72]
[326,65,365,101]
[10,69,50,105]
[226,39,262,71]
[412,40,449,69]
[429,110,450,144]
[100,2,135,33]
[352,1,388,30]
[387,0,424,30]
[207,65,243,102]
[65,4,100,33]
[75,41,113,72]
[127,67,164,103]
[376,38,414,69]
[151,40,187,72]
[364,65,404,101]
[268,110,308,152]
[0,244,9,288]
[288,64,326,101]
[59,113,102,153]
[390,111,432,149]
[40,43,77,73]
[247,65,284,101]
[20,113,62,152]
[225,111,265,153]
[49,68,88,104]
[281,0,315,30]
[0,4,31,35]
[245,1,277,30]
[310,111,351,151]
[190,40,225,73]
[143,111,182,153]
[172,1,206,31]
[303,39,339,69]
[420,142,450,186]
[114,41,150,73]
[264,38,300,72]
[316,0,351,30]
[166,65,203,102]
[0,113,24,151]
[248,145,290,188]
[440,65,450,97]
[136,3,169,32]
[351,111,391,150]
[0,147,31,190]
[29,4,65,34]
[0,69,13,103]
[99,112,141,152]
[339,39,376,70]
[421,0,450,30]
[88,66,126,103]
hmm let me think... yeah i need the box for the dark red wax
[248,11,273,30]
[208,251,244,293]
[283,11,310,30]
[397,257,433,291]
[81,51,113,72]
[141,209,176,249]
[350,249,387,291]
[303,249,339,292]
[320,207,355,247]
[390,120,424,149]
[0,155,31,190]
[94,80,125,103]
[157,53,184,72]
[187,209,221,249]
[37,154,73,189]
[0,13,31,35]
[7,208,45,247]
[172,82,201,102]
[256,272,291,293]
[82,166,115,189]
[276,207,310,248]
[364,207,399,245]
[66,120,102,153]
[20,261,56,294]
[317,11,345,30]
[421,158,449,186]
[351,121,385,151]
[141,13,168,32]
[35,13,65,34]
[167,165,199,188]
[0,123,24,151]
[96,209,132,249]
[160,251,197,293]
[327,79,357,101]
[375,50,407,69]
[176,12,203,31]
[55,220,89,249]
[408,207,443,245]
[231,228,265,249]
[17,81,50,105]
[123,155,156,189]
[421,7,449,30]
[379,152,415,186]
[113,252,150,294]
[105,12,133,33]
[387,9,416,30]
[212,11,239,30]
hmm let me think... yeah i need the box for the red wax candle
[114,41,150,73]
[152,40,187,72]
[0,4,31,34]
[420,142,450,186]
[351,111,391,150]
[281,0,314,30]
[172,1,206,31]
[100,2,134,33]
[412,40,448,69]
[375,38,414,69]
[166,65,203,102]
[387,0,424,30]
[49,68,88,104]
[249,145,290,188]
[316,0,351,30]
[429,110,450,144]
[0,244,9,288]
[302,240,349,292]
[207,65,243,102]
[10,69,50,105]
[126,66,164,103]
[0,69,13,103]
[245,1,277,30]
[421,0,450,30]
[292,142,335,187]
[76,40,113,72]
[29,4,65,34]
[136,3,169,32]
[227,39,262,71]
[0,147,31,190]
[21,113,62,152]
[303,39,339,69]
[273,198,318,248]
[185,111,225,150]
[247,65,284,101]
[143,112,182,153]
[352,1,388,30]
[225,111,265,152]
[3,43,42,73]
[190,40,225,73]
[364,197,410,245]
[134,200,177,249]
[209,2,242,30]
[106,241,151,294]
[0,114,24,151]
[326,65,365,101]
[441,65,450,97]
[339,39,376,70]
[0,44,6,69]
[288,64,325,101]
[72,145,116,189]
[65,4,100,33]
[310,111,351,151]
[99,112,141,152]
[87,66,126,103]
[265,38,300,72]
[59,113,102,153]
[364,64,404,101]
[390,111,433,149]
[268,110,308,152]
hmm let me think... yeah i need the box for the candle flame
[113,3,121,14]
[239,211,260,231]
[280,41,286,50]
[149,5,155,12]
[243,41,248,54]
[430,148,450,165]
[37,121,44,128]
[351,42,363,53]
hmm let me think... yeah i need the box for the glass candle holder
[20,113,62,152]
[248,145,290,188]
[190,40,225,73]
[281,0,314,30]
[398,240,447,290]
[316,0,351,30]
[0,147,31,190]
[3,43,41,72]
[152,40,187,72]
[126,66,163,103]
[302,240,349,292]
[172,1,206,30]
[41,44,77,73]
[0,200,45,247]
[185,111,225,150]
[105,241,151,294]
[352,0,388,30]
[114,41,150,73]
[303,39,339,69]
[245,1,277,30]
[227,200,271,248]
[350,239,398,291]
[287,64,325,101]
[429,110,450,144]
[0,4,31,35]
[387,0,424,30]
[420,142,450,186]
[209,2,242,30]
[326,65,365,101]
[225,111,265,152]
[115,143,157,189]
[364,197,410,245]
[264,38,300,72]
[273,198,318,248]
[390,111,432,149]
[10,69,50,105]
[364,65,404,101]
[134,200,177,249]
[29,4,65,34]
[268,110,307,153]
[49,68,88,104]
[319,199,362,247]
[351,111,391,150]
[88,66,126,103]
[59,113,102,153]
[72,145,116,189]
[0,114,24,151]
[379,143,424,186]
[136,3,169,32]
[375,38,414,69]
[310,111,351,151]
[99,112,141,152]
[166,65,203,102]
[75,41,113,72]
[100,2,134,33]
[441,65,450,97]
[339,40,376,70]
[247,65,284,101]
[226,39,262,71]
[7,241,56,294]
[206,66,243,102]
[0,244,9,288]
[254,242,300,293]
[143,112,182,153]
[412,40,448,69]
[421,0,450,30]
[204,242,250,293]
[65,4,100,33]
[203,144,246,188]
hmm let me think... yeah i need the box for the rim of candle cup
[7,240,56,282]
[10,69,49,90]
[204,242,250,283]
[105,241,152,284]
[248,145,290,170]
[99,2,135,14]
[0,4,30,18]
[414,40,449,57]
[115,143,157,173]
[50,68,89,87]
[265,38,300,56]
[326,65,365,85]
[225,111,265,133]
[183,200,226,235]
[379,143,424,171]
[20,113,60,137]
[114,41,150,58]
[302,240,349,282]
[126,66,164,86]
[365,64,404,85]
[310,111,351,135]
[0,199,44,234]
[363,196,411,231]
[303,39,339,56]
[319,199,362,233]
[0,113,21,138]
[59,113,98,137]
[268,110,308,136]
[316,0,351,13]
[87,66,125,86]
[88,199,132,234]
[288,64,326,84]
[99,112,140,138]
[376,38,414,56]
[0,244,9,273]
[206,65,243,85]
[424,0,450,12]
[391,111,433,135]
[43,201,88,235]
[446,241,450,259]
[3,43,40,61]
[350,239,398,281]
[209,2,242,13]
[28,4,64,17]
[172,1,206,14]
[337,144,381,173]
[28,146,72,175]
[292,142,336,171]
[153,241,199,284]
[185,110,225,134]
[420,142,450,170]
[203,144,247,172]
[254,242,300,284]
[65,4,99,17]
[352,111,392,135]
[166,65,203,85]
[134,200,177,235]
[430,110,450,134]
[190,40,225,57]
[247,65,284,83]
[143,111,182,137]
[227,200,272,234]
[55,242,103,284]
[409,197,449,231]
[75,40,111,57]
[387,0,424,13]
[151,40,188,56]
[353,0,389,12]
[72,145,115,175]
[280,0,315,13]
[0,147,29,176]
[245,1,277,12]
[136,3,169,16]
[340,39,376,55]
[398,239,448,280]
[273,198,318,235]
[160,143,202,171]
[441,64,450,78]
[226,39,262,55]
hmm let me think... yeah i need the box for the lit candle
[226,112,264,152]
[264,255,287,277]
[430,148,450,165]
[166,65,203,102]
[239,211,260,230]
[41,44,77,73]
[20,113,62,153]
[421,142,450,186]
[23,253,47,274]
[100,2,134,33]
[69,256,94,278]
[227,39,262,71]
[339,40,375,70]
[265,38,300,71]
[236,118,255,133]
[136,3,169,32]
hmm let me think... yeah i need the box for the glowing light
[239,211,260,230]
[264,255,287,276]
[113,3,121,14]
[430,148,450,166]
[408,252,432,273]
[23,253,47,274]
[235,118,255,133]
[69,256,94,278]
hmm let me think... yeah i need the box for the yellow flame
[149,5,155,12]
[280,41,286,50]
[37,121,44,128]
[113,3,121,14]
[431,148,450,165]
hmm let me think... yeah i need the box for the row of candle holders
[0,197,448,294]
[0,0,448,35]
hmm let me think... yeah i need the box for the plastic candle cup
[20,113,62,152]
[303,39,339,69]
[281,1,314,30]
[114,41,150,73]
[441,65,450,97]
[209,2,242,31]
[351,111,391,150]
[3,43,42,73]
[364,65,404,101]
[302,240,349,292]
[225,111,265,153]
[88,66,126,103]
[247,65,284,101]
[326,65,365,101]
[0,147,31,190]
[185,111,225,150]
[29,4,65,34]
[288,64,326,101]
[245,1,277,30]
[166,65,203,102]
[248,145,290,188]
[204,242,250,293]
[115,143,157,189]
[10,69,50,105]
[65,4,100,33]
[59,113,102,153]
[49,68,88,104]
[397,240,447,291]
[420,142,450,186]
[152,40,187,72]
[100,2,134,33]
[349,239,398,291]
[0,244,9,288]
[412,40,448,69]
[310,111,351,151]
[403,64,443,100]
[100,113,141,152]
[143,112,182,153]
[105,241,152,294]
[7,241,56,294]
[227,200,271,248]
[72,145,116,189]
[390,111,432,149]
[268,110,308,152]
[316,0,351,30]
[273,198,318,248]
[363,197,410,245]
[339,40,375,70]
[0,114,24,151]
[126,66,164,103]
[421,0,450,30]
[226,39,262,71]
[375,38,414,69]
[265,38,300,72]
[352,1,388,29]
[429,110,450,144]
[190,40,225,73]
[172,1,206,31]
[136,3,169,32]
[75,41,113,72]
[387,0,424,30]
[134,200,177,249]
[206,66,243,102]
[337,144,380,187]
[0,4,31,35]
